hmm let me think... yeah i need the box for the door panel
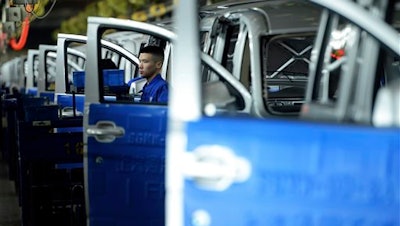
[183,117,399,225]
[87,103,167,225]
[83,16,175,226]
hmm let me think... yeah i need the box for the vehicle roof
[200,0,320,33]
[199,0,269,11]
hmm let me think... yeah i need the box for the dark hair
[140,45,164,62]
[100,58,118,70]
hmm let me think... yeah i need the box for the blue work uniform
[140,74,168,103]
[127,76,144,87]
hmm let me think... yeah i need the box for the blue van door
[178,117,399,225]
[83,17,175,226]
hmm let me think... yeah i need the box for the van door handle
[183,145,251,191]
[86,121,125,143]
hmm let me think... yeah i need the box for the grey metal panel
[201,0,321,35]
[167,1,201,224]
[201,52,252,113]
[17,56,27,89]
[55,34,86,94]
[235,11,269,117]
[303,0,400,124]
[37,44,57,96]
[200,1,321,118]
[254,1,321,34]
[309,0,400,55]
[200,0,267,12]
[26,49,39,91]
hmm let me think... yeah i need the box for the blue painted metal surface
[2,97,19,180]
[2,95,50,180]
[73,71,85,89]
[57,94,85,113]
[39,91,55,102]
[17,119,85,226]
[87,103,167,226]
[18,119,83,161]
[184,116,400,226]
[73,70,126,89]
[26,87,37,96]
[24,105,59,121]
[103,69,125,87]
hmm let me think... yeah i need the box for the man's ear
[156,60,163,69]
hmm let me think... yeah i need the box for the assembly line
[0,1,399,226]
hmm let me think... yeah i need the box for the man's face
[138,53,162,79]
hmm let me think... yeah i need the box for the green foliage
[55,0,170,36]
[107,0,129,15]
[53,0,226,40]
[128,0,146,10]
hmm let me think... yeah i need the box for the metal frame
[303,0,399,124]
[26,49,39,92]
[55,33,141,95]
[199,1,321,117]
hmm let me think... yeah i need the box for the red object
[330,49,345,59]
[9,16,30,51]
